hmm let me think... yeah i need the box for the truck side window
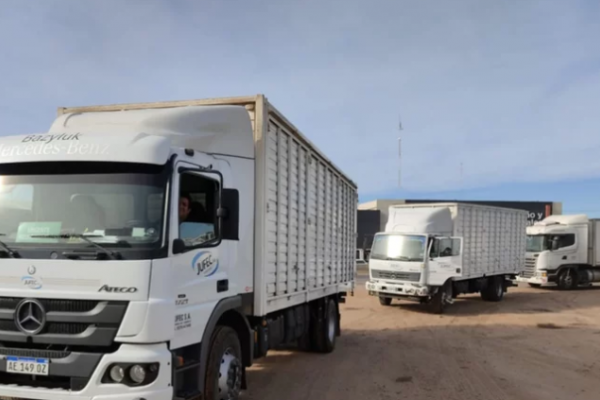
[438,238,453,257]
[179,172,219,248]
[558,234,575,248]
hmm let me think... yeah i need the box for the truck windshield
[370,234,426,262]
[0,163,167,256]
[526,235,549,252]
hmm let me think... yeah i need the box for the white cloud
[0,0,599,197]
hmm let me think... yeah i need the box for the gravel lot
[244,272,600,400]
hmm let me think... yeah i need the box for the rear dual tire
[299,297,339,354]
[481,276,504,302]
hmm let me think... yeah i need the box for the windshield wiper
[0,235,19,258]
[32,234,121,260]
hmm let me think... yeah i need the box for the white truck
[0,95,357,400]
[365,203,527,313]
[518,214,600,289]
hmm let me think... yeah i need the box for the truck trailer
[0,95,357,400]
[517,214,600,289]
[365,203,527,313]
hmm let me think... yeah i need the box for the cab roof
[0,105,254,165]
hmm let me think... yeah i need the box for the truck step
[174,391,202,400]
[175,360,201,373]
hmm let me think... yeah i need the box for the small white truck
[0,95,357,400]
[517,214,600,289]
[365,203,527,313]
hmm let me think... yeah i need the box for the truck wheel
[313,298,338,353]
[427,282,452,314]
[204,326,243,400]
[558,268,578,290]
[379,296,392,306]
[481,276,504,302]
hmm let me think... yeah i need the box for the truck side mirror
[172,238,186,254]
[551,239,559,251]
[220,188,239,241]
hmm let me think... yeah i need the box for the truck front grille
[0,297,128,348]
[0,298,125,391]
[522,257,537,278]
[371,270,420,282]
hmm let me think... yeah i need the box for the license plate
[6,356,49,375]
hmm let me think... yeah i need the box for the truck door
[427,237,462,286]
[169,159,234,348]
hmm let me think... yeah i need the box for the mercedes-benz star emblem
[14,299,46,335]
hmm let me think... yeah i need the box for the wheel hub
[217,348,242,400]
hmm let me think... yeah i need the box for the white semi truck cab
[365,203,527,313]
[0,96,357,400]
[518,214,600,289]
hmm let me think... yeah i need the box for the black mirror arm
[172,238,186,255]
[217,207,228,219]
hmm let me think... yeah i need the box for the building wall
[358,199,408,231]
[356,210,380,249]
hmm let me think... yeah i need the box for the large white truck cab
[366,203,527,313]
[518,214,600,289]
[0,96,357,400]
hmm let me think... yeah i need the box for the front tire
[558,268,578,290]
[379,296,392,306]
[427,281,452,314]
[204,326,243,400]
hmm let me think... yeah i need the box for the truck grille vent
[522,257,536,278]
[0,321,88,335]
[0,346,71,359]
[0,298,97,313]
[371,270,420,282]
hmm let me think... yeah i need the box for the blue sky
[1,0,599,215]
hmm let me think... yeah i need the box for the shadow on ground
[378,285,600,316]
[244,321,600,400]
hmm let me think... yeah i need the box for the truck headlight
[103,363,159,386]
[109,365,125,383]
[129,364,147,384]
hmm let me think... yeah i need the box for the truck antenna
[398,115,403,189]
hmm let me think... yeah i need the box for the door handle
[217,279,229,293]
[562,256,567,260]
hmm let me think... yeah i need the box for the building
[357,199,562,252]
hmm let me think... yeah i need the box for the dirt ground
[244,272,600,400]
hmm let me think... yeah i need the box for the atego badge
[98,285,138,293]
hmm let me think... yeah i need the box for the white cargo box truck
[0,95,357,400]
[366,203,527,313]
[518,214,600,289]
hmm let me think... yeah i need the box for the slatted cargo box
[252,96,358,314]
[57,95,358,316]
